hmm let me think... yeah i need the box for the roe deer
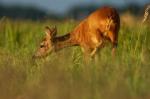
[33,6,120,60]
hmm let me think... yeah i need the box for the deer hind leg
[107,31,118,57]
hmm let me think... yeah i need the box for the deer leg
[90,47,101,65]
[111,46,117,57]
[90,40,103,57]
[90,47,97,57]
[91,40,104,64]
[81,39,103,64]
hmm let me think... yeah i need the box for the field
[0,14,150,99]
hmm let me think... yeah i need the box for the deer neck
[53,33,78,51]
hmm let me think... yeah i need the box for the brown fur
[33,6,120,59]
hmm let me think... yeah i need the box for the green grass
[0,17,150,99]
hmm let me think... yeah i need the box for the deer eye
[40,44,45,48]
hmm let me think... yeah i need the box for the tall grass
[0,15,150,99]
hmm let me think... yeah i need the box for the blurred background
[0,0,149,20]
[0,1,150,99]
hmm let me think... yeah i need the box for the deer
[33,6,120,61]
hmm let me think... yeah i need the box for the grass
[0,15,150,99]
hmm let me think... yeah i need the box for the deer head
[33,26,57,58]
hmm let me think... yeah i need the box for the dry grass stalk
[142,4,150,23]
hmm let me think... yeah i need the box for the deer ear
[45,26,51,37]
[50,26,57,37]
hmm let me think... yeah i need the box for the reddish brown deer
[33,6,120,60]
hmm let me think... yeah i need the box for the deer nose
[32,52,40,59]
[32,54,37,59]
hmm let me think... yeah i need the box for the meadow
[0,13,150,99]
